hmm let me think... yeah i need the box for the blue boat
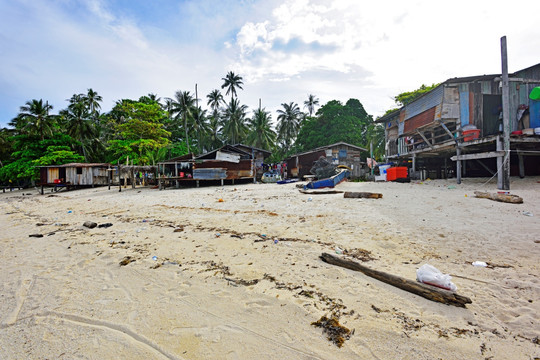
[303,168,350,190]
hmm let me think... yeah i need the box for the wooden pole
[518,153,525,178]
[370,142,374,177]
[501,36,511,190]
[320,253,472,307]
[175,161,179,189]
[456,145,462,184]
[118,161,121,192]
[497,135,503,189]
[108,165,111,190]
[131,160,135,189]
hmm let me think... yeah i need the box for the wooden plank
[343,192,383,199]
[450,151,504,161]
[415,129,433,148]
[474,191,523,204]
[320,253,472,307]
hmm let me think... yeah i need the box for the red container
[387,167,408,181]
[463,129,480,141]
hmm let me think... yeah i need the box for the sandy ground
[1,176,539,359]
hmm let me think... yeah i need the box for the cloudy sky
[1,0,539,127]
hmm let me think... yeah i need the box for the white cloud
[1,0,539,128]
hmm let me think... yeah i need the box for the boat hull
[303,169,349,190]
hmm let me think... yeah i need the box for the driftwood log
[320,253,472,307]
[474,191,523,204]
[344,192,383,199]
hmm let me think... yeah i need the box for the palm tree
[276,102,301,153]
[207,89,224,116]
[15,99,55,140]
[222,97,248,144]
[170,90,196,151]
[61,102,95,161]
[191,106,209,154]
[246,108,276,150]
[221,71,244,100]
[85,88,102,116]
[303,94,319,117]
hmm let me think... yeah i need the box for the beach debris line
[320,253,472,307]
[474,191,523,204]
[343,192,383,199]
[311,315,352,347]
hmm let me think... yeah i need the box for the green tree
[394,83,439,106]
[222,97,248,144]
[246,108,276,150]
[60,101,95,161]
[106,101,170,164]
[221,71,244,100]
[11,99,55,140]
[295,99,373,152]
[0,134,81,182]
[303,94,319,117]
[170,90,195,152]
[84,88,102,116]
[191,106,209,153]
[276,102,301,153]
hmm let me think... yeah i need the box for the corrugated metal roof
[287,142,367,159]
[40,163,110,168]
[402,86,443,121]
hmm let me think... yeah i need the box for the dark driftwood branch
[344,192,383,199]
[474,191,523,204]
[320,253,472,307]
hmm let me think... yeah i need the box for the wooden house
[376,63,540,183]
[286,142,367,179]
[157,144,268,188]
[39,163,111,193]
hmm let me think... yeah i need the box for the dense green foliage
[295,99,374,153]
[0,134,82,182]
[0,73,392,183]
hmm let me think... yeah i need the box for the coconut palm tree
[222,97,248,144]
[221,71,244,100]
[85,88,102,116]
[14,99,55,140]
[246,108,275,150]
[61,101,96,161]
[277,102,301,153]
[170,90,196,151]
[207,89,224,116]
[191,106,209,154]
[303,94,319,117]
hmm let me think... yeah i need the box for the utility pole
[500,36,510,190]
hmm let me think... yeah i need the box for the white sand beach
[1,178,539,359]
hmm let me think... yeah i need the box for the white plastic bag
[416,264,457,292]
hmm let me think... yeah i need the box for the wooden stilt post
[118,161,122,192]
[501,36,511,190]
[175,161,179,189]
[108,165,111,190]
[131,161,135,189]
[456,145,462,184]
[518,152,525,178]
[497,135,503,189]
[444,157,448,179]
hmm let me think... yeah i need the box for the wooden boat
[303,168,350,190]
